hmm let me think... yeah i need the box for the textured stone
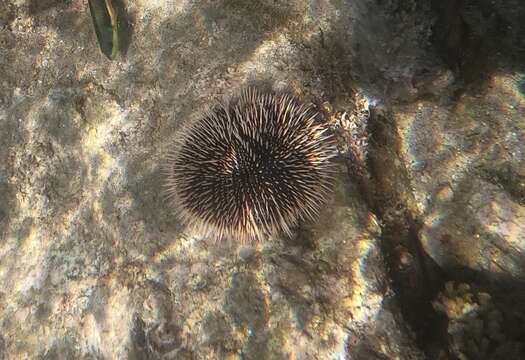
[2,0,524,358]
[433,282,525,359]
[393,73,525,280]
[0,0,425,358]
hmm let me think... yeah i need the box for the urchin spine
[165,89,337,243]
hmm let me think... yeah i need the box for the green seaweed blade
[88,0,119,59]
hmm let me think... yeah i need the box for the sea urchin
[165,89,337,242]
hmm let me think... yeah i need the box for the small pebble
[238,246,256,262]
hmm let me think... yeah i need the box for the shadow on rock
[431,0,525,94]
[433,278,525,359]
[113,0,134,57]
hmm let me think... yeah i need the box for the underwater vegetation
[88,0,119,59]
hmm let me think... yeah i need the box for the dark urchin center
[177,109,312,228]
[227,126,303,223]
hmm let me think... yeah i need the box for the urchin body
[165,89,337,243]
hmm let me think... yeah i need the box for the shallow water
[0,0,523,358]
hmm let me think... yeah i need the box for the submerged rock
[433,282,525,359]
[393,72,525,281]
[1,0,523,358]
[0,0,424,358]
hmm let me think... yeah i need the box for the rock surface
[0,0,524,359]
[395,73,525,280]
[433,282,525,359]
